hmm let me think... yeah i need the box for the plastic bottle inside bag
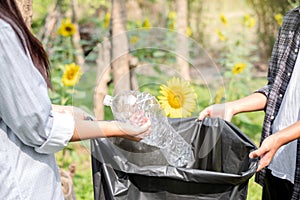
[103,90,195,167]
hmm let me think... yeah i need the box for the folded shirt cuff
[254,85,270,97]
[35,111,74,154]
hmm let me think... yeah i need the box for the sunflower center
[168,91,183,109]
[67,70,76,80]
[65,26,73,32]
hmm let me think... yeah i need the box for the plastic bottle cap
[103,95,113,106]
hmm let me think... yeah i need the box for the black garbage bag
[91,117,258,200]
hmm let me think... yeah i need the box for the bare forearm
[275,120,300,146]
[70,120,122,141]
[52,104,150,142]
[52,105,109,141]
[249,120,300,171]
[229,92,267,115]
[198,92,267,121]
[71,119,150,142]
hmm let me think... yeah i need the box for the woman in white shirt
[0,1,150,199]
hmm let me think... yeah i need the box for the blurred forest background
[17,0,299,199]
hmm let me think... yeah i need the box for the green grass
[248,176,262,200]
[238,111,264,200]
[56,142,94,200]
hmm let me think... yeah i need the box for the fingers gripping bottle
[103,90,195,167]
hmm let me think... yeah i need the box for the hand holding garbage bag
[198,102,235,122]
[198,93,266,122]
[249,121,300,172]
[249,134,280,172]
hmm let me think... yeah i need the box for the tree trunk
[59,165,77,200]
[176,0,191,81]
[246,0,291,61]
[111,0,130,94]
[16,0,33,28]
[38,0,62,45]
[191,0,204,44]
[71,0,85,70]
[94,37,111,120]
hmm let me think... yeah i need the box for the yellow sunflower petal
[62,63,82,87]
[58,18,76,37]
[158,77,197,118]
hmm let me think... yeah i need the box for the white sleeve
[35,111,75,154]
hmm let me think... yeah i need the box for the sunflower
[243,14,256,28]
[62,63,82,87]
[168,11,176,20]
[130,36,139,45]
[168,21,175,30]
[219,14,228,25]
[158,77,197,118]
[275,13,283,26]
[58,19,76,37]
[103,12,111,28]
[232,63,247,75]
[186,26,192,37]
[215,29,226,41]
[215,87,225,104]
[142,18,151,28]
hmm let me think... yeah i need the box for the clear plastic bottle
[103,90,195,167]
